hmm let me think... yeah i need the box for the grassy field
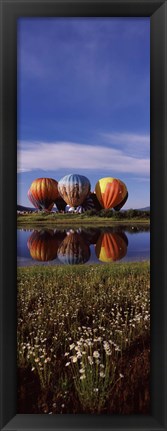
[17,261,150,414]
[17,212,150,229]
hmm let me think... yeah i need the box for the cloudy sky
[17,18,150,209]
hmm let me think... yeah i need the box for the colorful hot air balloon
[57,232,90,265]
[75,195,95,213]
[54,196,67,212]
[95,177,128,210]
[90,192,102,211]
[114,191,129,212]
[58,174,90,207]
[28,178,59,211]
[27,229,60,262]
[95,231,128,262]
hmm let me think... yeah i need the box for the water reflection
[95,231,128,262]
[17,225,150,266]
[57,230,90,265]
[27,229,66,262]
[25,227,130,265]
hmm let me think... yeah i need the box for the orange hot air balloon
[95,231,128,262]
[27,230,60,261]
[114,191,128,212]
[95,177,127,209]
[28,178,59,211]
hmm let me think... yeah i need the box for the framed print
[0,0,167,430]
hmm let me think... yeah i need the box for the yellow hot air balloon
[95,231,128,262]
[95,177,127,209]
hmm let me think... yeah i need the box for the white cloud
[17,140,150,176]
[101,132,150,158]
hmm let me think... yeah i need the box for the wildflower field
[17,261,150,414]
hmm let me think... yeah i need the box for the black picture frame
[0,0,167,430]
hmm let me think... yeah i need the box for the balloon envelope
[28,178,59,211]
[114,191,129,211]
[58,174,90,207]
[57,232,90,264]
[75,195,95,213]
[27,229,60,261]
[95,231,128,262]
[95,177,127,209]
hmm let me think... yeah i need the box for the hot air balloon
[57,231,90,265]
[54,196,67,212]
[28,178,59,211]
[90,192,102,211]
[82,227,101,245]
[75,195,95,213]
[114,191,129,212]
[27,229,60,262]
[95,177,128,210]
[95,230,128,262]
[58,174,90,207]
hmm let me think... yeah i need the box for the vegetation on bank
[17,209,150,228]
[18,262,150,414]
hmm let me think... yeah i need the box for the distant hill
[17,204,58,212]
[138,206,150,211]
[17,204,36,212]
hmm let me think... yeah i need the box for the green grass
[18,261,150,414]
[17,212,150,229]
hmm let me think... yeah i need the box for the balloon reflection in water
[79,228,101,245]
[95,231,128,262]
[57,231,90,264]
[27,230,65,262]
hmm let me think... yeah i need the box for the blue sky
[17,18,150,209]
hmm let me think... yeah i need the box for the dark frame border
[0,0,167,430]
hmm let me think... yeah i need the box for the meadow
[17,261,150,414]
[17,210,150,229]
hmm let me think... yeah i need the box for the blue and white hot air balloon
[58,174,91,207]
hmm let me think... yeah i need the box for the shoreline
[17,214,150,229]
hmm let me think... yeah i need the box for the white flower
[80,374,86,380]
[100,372,105,378]
[65,362,70,367]
[72,356,78,363]
[77,352,82,358]
[79,368,85,374]
[119,373,124,378]
[93,351,100,358]
[88,356,93,365]
[69,343,75,350]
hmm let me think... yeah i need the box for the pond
[17,225,150,266]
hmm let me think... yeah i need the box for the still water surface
[17,226,150,266]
